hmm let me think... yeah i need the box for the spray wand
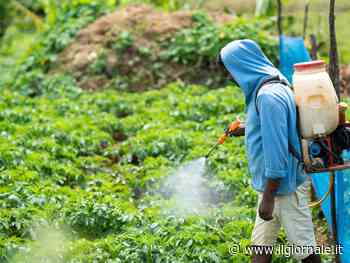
[205,117,243,158]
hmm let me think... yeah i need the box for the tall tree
[329,0,340,98]
[329,3,340,260]
[276,0,282,35]
[303,1,310,39]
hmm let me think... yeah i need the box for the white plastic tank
[293,60,339,139]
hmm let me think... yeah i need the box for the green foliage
[255,0,291,17]
[0,0,117,40]
[15,0,45,14]
[0,78,267,262]
[0,74,310,262]
[88,50,108,75]
[63,198,131,238]
[9,8,278,93]
[113,31,134,53]
[120,0,193,11]
[162,13,277,65]
[0,2,12,39]
[255,0,276,17]
[1,0,117,90]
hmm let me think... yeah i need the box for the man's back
[246,82,306,195]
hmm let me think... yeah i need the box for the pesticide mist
[161,157,224,216]
[10,225,71,263]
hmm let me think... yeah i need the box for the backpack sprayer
[293,60,350,174]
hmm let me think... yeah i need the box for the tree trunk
[329,0,340,98]
[303,2,310,39]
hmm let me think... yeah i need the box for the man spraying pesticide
[208,39,322,263]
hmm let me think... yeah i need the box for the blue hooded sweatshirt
[220,39,306,195]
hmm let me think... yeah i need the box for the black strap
[255,75,290,114]
[254,76,304,166]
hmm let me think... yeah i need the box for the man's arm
[257,89,289,220]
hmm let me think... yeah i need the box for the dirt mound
[57,5,235,91]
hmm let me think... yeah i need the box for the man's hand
[259,191,275,221]
[230,122,245,137]
[258,179,280,221]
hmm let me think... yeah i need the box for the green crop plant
[88,50,109,75]
[0,74,306,262]
[113,31,134,53]
[161,14,277,66]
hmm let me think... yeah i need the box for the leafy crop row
[0,2,301,262]
[0,74,301,262]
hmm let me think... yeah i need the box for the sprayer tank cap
[294,60,325,72]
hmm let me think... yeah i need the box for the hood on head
[220,39,287,103]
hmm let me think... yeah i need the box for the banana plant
[11,0,45,30]
[0,0,45,41]
[255,0,290,17]
[255,0,276,17]
[0,2,11,39]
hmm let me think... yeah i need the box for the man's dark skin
[217,55,321,263]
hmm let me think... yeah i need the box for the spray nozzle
[218,117,242,144]
[205,117,243,158]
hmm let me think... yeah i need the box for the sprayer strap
[255,76,304,165]
[255,76,290,115]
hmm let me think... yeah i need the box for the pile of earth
[56,5,235,91]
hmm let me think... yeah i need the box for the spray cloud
[161,157,222,216]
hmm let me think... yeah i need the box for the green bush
[162,13,277,66]
[63,198,131,238]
